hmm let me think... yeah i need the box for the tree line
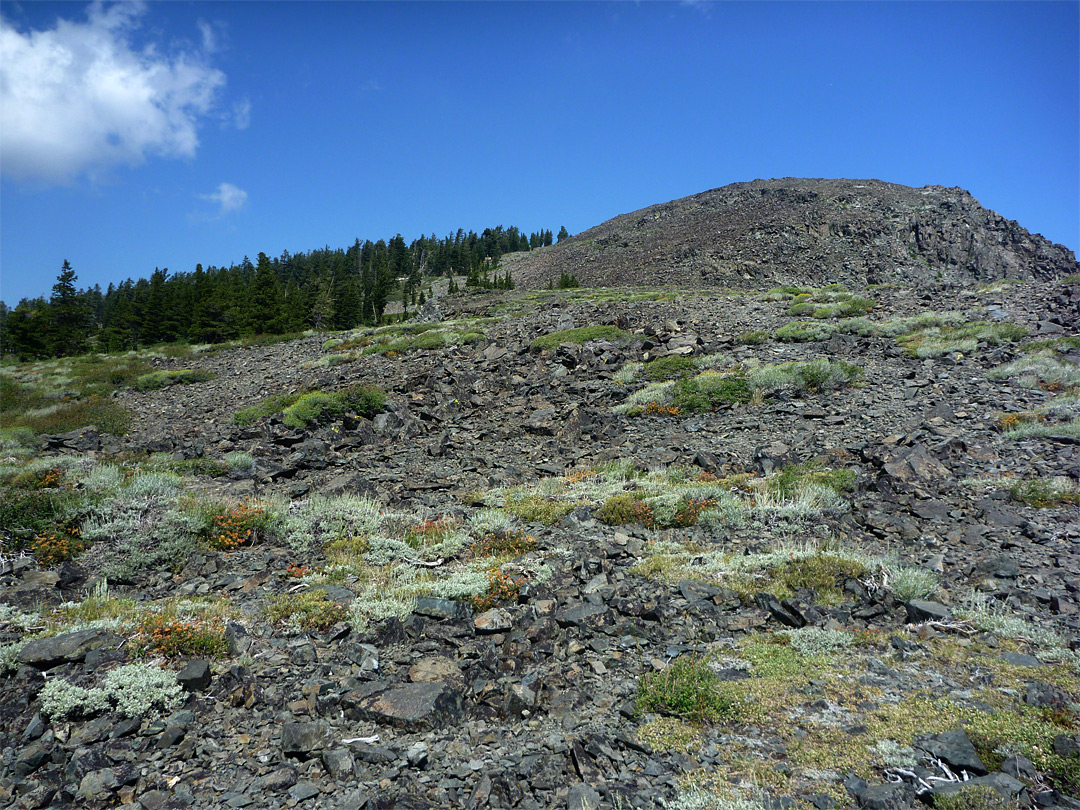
[0,224,571,360]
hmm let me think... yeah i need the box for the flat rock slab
[346,681,464,731]
[556,602,607,628]
[17,628,122,670]
[412,597,472,622]
[905,600,951,623]
[281,721,327,758]
[882,444,949,483]
[474,607,513,634]
[916,728,988,776]
[409,655,464,688]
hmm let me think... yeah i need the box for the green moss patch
[530,325,630,351]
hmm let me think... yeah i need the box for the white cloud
[0,1,226,184]
[230,98,251,130]
[199,182,247,216]
[197,19,217,53]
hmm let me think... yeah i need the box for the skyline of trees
[0,223,572,360]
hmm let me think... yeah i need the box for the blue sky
[2,1,1077,305]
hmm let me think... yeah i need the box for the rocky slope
[502,179,1078,290]
[1,276,1079,810]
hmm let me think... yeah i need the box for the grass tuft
[530,325,630,351]
[636,655,736,724]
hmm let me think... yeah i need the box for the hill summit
[504,178,1078,289]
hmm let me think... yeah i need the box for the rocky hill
[1,241,1079,808]
[503,179,1078,290]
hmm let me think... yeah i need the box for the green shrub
[890,566,940,602]
[504,493,579,525]
[41,663,182,719]
[787,627,853,656]
[987,355,1080,391]
[772,553,868,596]
[40,679,111,719]
[241,331,307,348]
[1003,418,1080,440]
[767,462,856,499]
[268,590,350,630]
[596,493,653,526]
[281,384,385,429]
[763,286,809,301]
[273,493,381,553]
[644,355,697,381]
[672,374,751,412]
[530,325,630,351]
[1020,336,1080,354]
[735,330,768,345]
[636,655,735,723]
[0,641,24,674]
[469,529,537,559]
[0,426,40,450]
[898,321,1028,357]
[135,613,229,657]
[775,321,838,342]
[234,392,303,426]
[7,395,131,435]
[133,369,213,391]
[932,785,1012,810]
[0,474,86,556]
[282,392,338,428]
[1008,477,1080,508]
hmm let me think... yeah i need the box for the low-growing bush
[1002,417,1080,440]
[772,553,868,597]
[644,355,697,381]
[898,322,1028,357]
[281,384,385,428]
[471,567,527,612]
[267,590,350,630]
[786,626,854,656]
[988,354,1080,392]
[234,392,304,426]
[135,613,229,657]
[7,395,132,436]
[596,493,653,526]
[276,493,382,553]
[30,527,88,565]
[504,493,579,525]
[133,369,213,391]
[40,663,183,719]
[202,500,271,549]
[530,325,630,352]
[735,330,769,345]
[470,530,537,559]
[763,286,810,301]
[672,373,752,412]
[766,462,856,499]
[636,655,735,724]
[775,321,838,342]
[1008,477,1080,508]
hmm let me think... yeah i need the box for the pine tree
[2,298,51,359]
[558,226,570,242]
[49,260,91,356]
[248,252,283,334]
[310,272,335,330]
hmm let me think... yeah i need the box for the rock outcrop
[503,179,1078,289]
